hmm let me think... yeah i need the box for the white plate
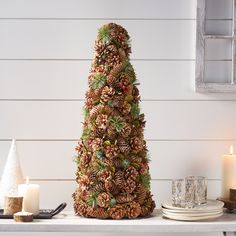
[162,209,223,217]
[162,200,224,212]
[161,207,223,214]
[162,212,223,221]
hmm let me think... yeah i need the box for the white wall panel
[0,0,196,19]
[0,140,234,180]
[2,60,236,100]
[0,20,195,59]
[1,101,236,140]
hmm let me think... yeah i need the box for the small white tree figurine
[0,139,24,207]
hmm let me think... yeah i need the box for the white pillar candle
[18,177,40,215]
[222,146,236,198]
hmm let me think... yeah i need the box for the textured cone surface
[73,23,155,219]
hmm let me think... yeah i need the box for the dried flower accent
[97,192,110,208]
[109,204,126,220]
[126,202,141,219]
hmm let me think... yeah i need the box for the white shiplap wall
[0,0,234,235]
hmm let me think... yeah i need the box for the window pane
[205,39,232,60]
[206,0,233,19]
[204,61,232,83]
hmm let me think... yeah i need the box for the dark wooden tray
[0,202,67,219]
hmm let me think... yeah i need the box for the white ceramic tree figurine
[0,139,24,207]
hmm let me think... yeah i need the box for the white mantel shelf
[0,210,236,235]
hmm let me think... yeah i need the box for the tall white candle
[222,146,236,198]
[18,177,40,215]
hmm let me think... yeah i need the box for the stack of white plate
[162,200,224,221]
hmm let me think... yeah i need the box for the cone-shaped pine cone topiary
[73,23,155,219]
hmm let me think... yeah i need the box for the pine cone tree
[109,204,126,220]
[126,202,141,219]
[73,23,155,219]
[97,192,110,208]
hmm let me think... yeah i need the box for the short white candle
[18,177,40,215]
[222,146,236,198]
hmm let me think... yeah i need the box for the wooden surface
[0,210,235,233]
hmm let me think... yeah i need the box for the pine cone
[112,95,124,107]
[75,141,84,155]
[74,201,89,217]
[91,137,103,151]
[98,170,112,182]
[106,63,123,86]
[123,178,136,193]
[107,125,117,140]
[80,153,91,168]
[97,192,110,208]
[95,114,108,130]
[116,194,136,204]
[120,123,131,138]
[114,170,125,188]
[105,144,118,159]
[89,104,104,119]
[77,175,90,189]
[135,184,147,205]
[120,101,131,115]
[109,204,126,220]
[124,166,139,180]
[91,182,106,193]
[101,86,115,102]
[105,179,119,195]
[87,207,109,219]
[117,138,131,154]
[126,202,141,219]
[130,137,143,152]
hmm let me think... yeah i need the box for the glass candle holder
[185,176,196,208]
[172,179,185,207]
[195,176,207,205]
